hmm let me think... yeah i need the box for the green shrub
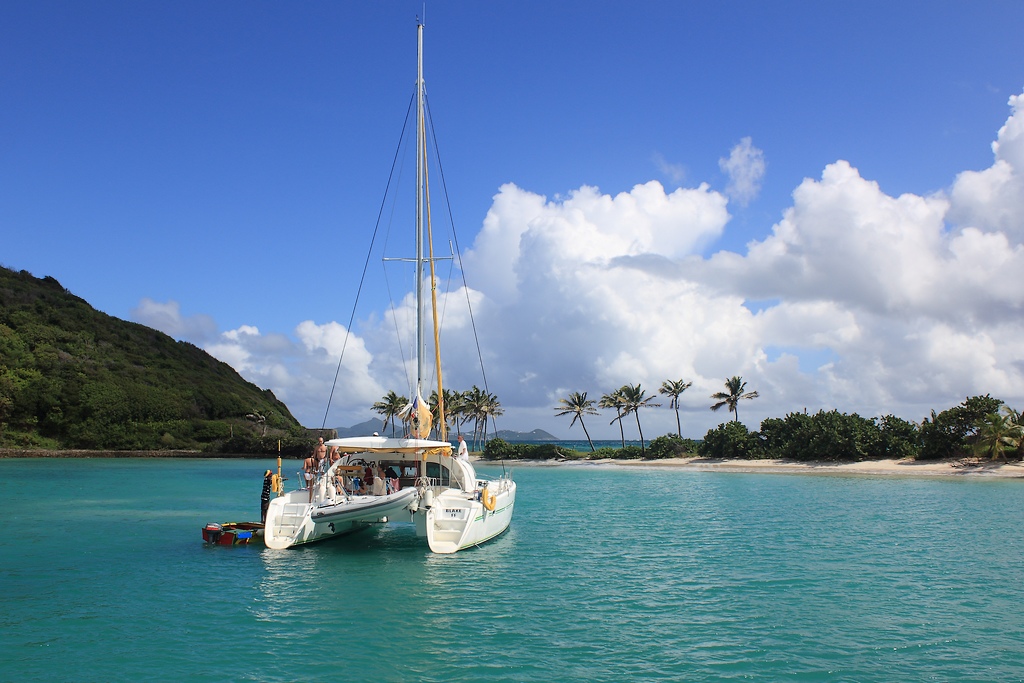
[699,422,763,459]
[646,434,697,459]
[918,395,1002,460]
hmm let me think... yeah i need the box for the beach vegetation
[710,376,759,422]
[463,386,503,449]
[973,407,1024,461]
[918,394,1002,460]
[617,383,660,456]
[699,421,764,459]
[757,410,882,461]
[647,433,699,459]
[599,387,628,448]
[659,379,693,437]
[554,391,599,452]
[480,437,578,461]
[373,390,408,437]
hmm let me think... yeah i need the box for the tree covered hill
[0,266,306,452]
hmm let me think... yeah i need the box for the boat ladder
[271,501,310,540]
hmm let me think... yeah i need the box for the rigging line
[381,263,411,394]
[424,92,492,397]
[426,93,506,473]
[423,94,503,475]
[320,93,417,430]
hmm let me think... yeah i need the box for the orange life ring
[481,487,496,512]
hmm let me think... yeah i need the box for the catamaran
[263,22,516,553]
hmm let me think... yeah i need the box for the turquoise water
[2,458,1023,682]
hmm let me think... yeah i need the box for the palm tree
[555,391,598,452]
[463,386,503,449]
[619,384,660,456]
[974,407,1024,461]
[600,388,628,448]
[245,409,268,436]
[463,386,487,448]
[372,390,408,437]
[428,387,461,439]
[659,379,693,437]
[479,390,504,445]
[710,376,759,423]
[445,389,467,437]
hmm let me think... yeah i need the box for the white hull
[417,478,516,554]
[264,487,419,549]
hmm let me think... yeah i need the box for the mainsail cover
[407,392,433,439]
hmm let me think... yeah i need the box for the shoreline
[487,456,1024,478]
[3,449,1022,478]
[0,449,260,459]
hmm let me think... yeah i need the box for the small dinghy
[201,522,264,546]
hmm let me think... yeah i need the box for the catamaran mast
[415,21,425,397]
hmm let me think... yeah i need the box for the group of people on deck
[301,437,404,502]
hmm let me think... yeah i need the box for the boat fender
[271,474,283,493]
[423,489,434,508]
[481,487,496,512]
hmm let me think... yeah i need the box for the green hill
[0,266,307,453]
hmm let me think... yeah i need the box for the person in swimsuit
[303,449,318,503]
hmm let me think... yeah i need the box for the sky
[3,2,1024,440]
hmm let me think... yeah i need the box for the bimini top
[325,435,453,455]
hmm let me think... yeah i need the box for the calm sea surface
[2,458,1023,682]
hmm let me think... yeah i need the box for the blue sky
[3,2,1024,439]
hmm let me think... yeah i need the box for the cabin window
[425,461,451,486]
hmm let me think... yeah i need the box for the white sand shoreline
[480,456,1024,478]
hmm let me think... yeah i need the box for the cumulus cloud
[131,298,217,342]
[137,90,1024,439]
[719,137,766,206]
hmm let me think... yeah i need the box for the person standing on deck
[260,470,273,523]
[303,441,321,503]
[457,434,469,463]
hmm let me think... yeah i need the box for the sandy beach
[3,449,1022,478]
[499,456,1024,478]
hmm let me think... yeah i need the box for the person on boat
[303,452,317,502]
[385,465,399,493]
[313,437,328,472]
[457,434,469,462]
[261,470,273,523]
[371,464,386,496]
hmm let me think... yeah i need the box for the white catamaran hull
[416,479,516,554]
[264,487,419,550]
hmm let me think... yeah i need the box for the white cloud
[948,92,1024,239]
[130,298,217,342]
[719,137,766,207]
[137,90,1024,439]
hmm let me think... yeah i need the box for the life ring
[481,487,496,512]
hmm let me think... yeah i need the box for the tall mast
[414,21,425,397]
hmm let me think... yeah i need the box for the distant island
[334,419,559,443]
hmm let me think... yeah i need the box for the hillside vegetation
[0,266,309,453]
